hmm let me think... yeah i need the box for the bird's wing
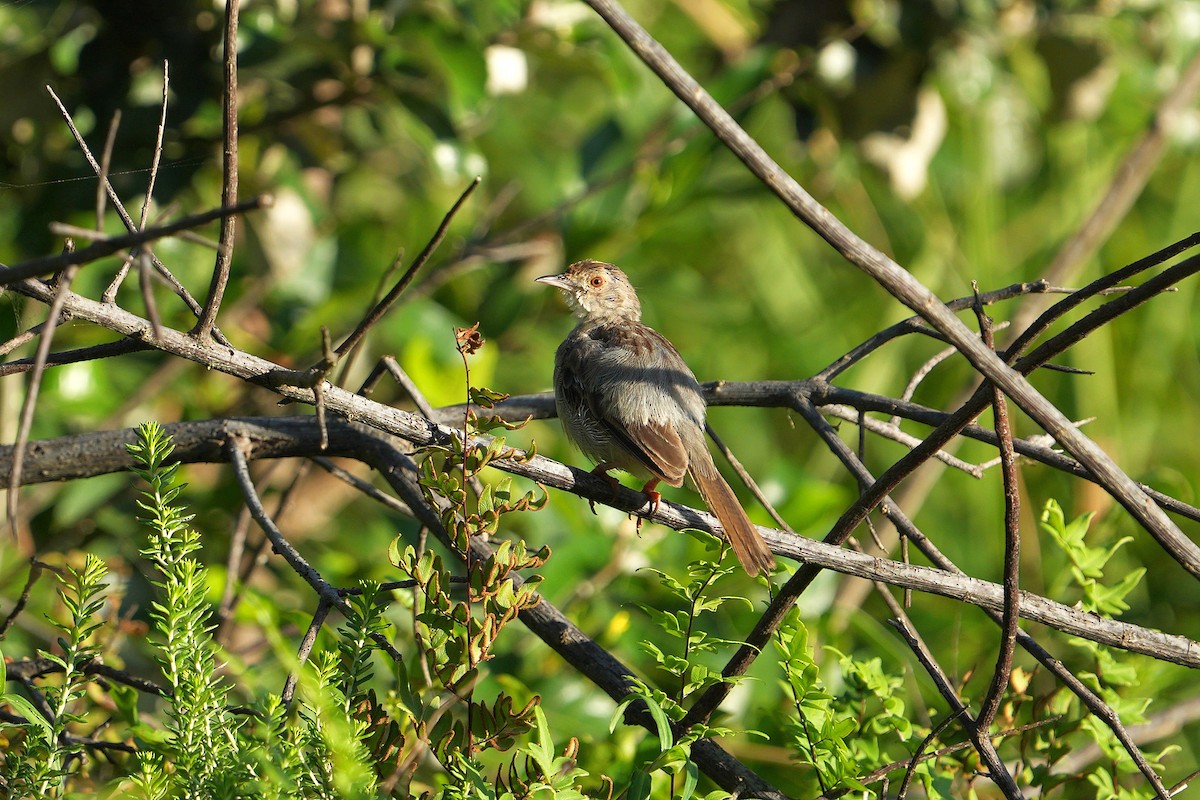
[565,323,698,486]
[615,419,688,486]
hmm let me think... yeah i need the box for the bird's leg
[636,478,662,531]
[587,463,622,515]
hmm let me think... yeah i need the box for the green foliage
[0,424,386,797]
[609,681,710,800]
[1039,499,1145,617]
[1036,501,1176,796]
[774,609,884,794]
[336,581,389,709]
[391,544,543,760]
[0,422,598,798]
[638,552,753,704]
[4,554,110,796]
[131,422,243,794]
[392,324,585,795]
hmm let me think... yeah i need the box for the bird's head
[536,259,642,321]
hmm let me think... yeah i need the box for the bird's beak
[535,273,573,291]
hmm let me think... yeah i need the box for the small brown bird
[537,260,776,576]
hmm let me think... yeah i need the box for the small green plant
[615,542,763,799]
[3,554,110,796]
[639,542,753,708]
[129,422,243,795]
[0,650,56,791]
[389,323,585,795]
[0,405,583,798]
[1040,499,1145,617]
[774,608,871,795]
[609,679,720,800]
[1034,499,1178,798]
[123,421,385,798]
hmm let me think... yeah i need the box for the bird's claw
[636,479,662,532]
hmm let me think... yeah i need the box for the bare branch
[973,291,1020,733]
[3,415,1197,671]
[7,252,78,553]
[0,195,271,285]
[331,177,481,363]
[193,0,241,340]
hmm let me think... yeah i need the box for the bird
[536,259,776,576]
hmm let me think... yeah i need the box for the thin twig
[330,249,406,389]
[1005,49,1200,340]
[138,250,164,341]
[887,615,1020,798]
[331,177,481,362]
[0,339,151,377]
[382,356,438,419]
[194,0,240,340]
[7,249,78,553]
[44,84,229,343]
[95,110,121,230]
[812,718,1059,799]
[705,422,791,531]
[312,456,414,516]
[216,501,257,639]
[104,61,170,302]
[281,599,333,704]
[820,403,985,477]
[1052,695,1200,775]
[897,710,964,799]
[226,437,405,667]
[0,559,47,639]
[0,323,56,358]
[973,288,1020,732]
[7,656,169,698]
[818,281,1055,381]
[216,459,307,637]
[0,195,270,285]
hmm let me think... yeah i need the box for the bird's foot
[636,478,662,532]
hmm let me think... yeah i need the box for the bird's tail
[690,454,776,576]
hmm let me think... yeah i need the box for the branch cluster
[2,2,1198,797]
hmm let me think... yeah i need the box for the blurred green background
[2,0,1199,794]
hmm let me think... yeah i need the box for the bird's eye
[589,276,604,287]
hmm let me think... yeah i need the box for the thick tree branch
[1,415,1196,674]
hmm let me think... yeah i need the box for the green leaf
[642,695,674,753]
[627,769,652,800]
[679,759,699,800]
[2,692,53,735]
